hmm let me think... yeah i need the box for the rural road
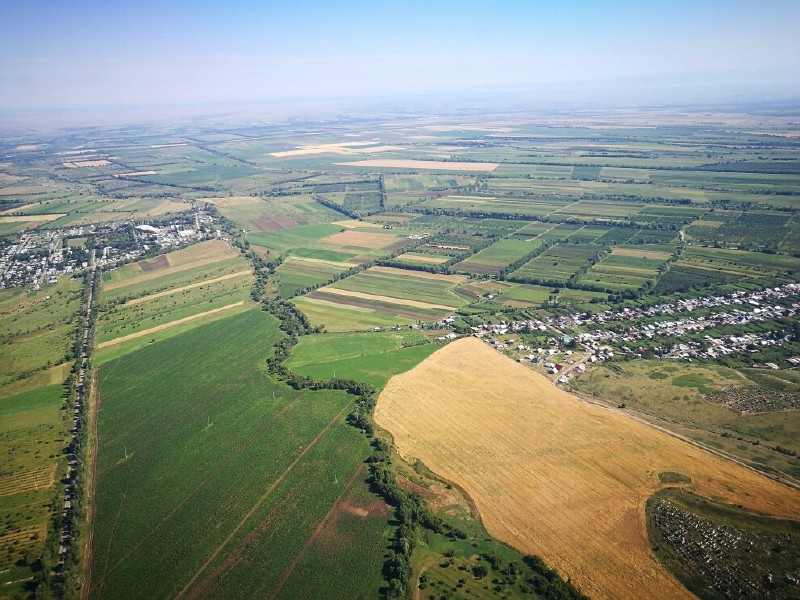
[53,251,97,598]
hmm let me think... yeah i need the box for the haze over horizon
[2,0,800,115]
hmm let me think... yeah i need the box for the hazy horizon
[2,0,799,116]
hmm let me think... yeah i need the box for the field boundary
[124,270,252,305]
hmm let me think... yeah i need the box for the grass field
[375,338,800,600]
[89,309,391,599]
[286,330,439,389]
[0,277,83,390]
[573,360,800,482]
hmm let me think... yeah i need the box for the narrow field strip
[124,270,252,306]
[103,254,237,291]
[319,287,457,310]
[369,265,466,283]
[175,402,352,600]
[96,302,246,348]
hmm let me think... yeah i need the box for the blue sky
[1,0,799,110]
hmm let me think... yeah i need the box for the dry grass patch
[334,159,498,172]
[332,219,386,229]
[375,338,800,600]
[0,214,65,223]
[613,247,673,260]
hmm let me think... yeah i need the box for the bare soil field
[375,337,800,600]
[334,159,499,172]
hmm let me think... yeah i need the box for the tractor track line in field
[265,464,366,600]
[99,395,302,582]
[175,401,352,600]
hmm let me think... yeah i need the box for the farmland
[89,309,391,599]
[95,239,253,350]
[2,103,800,599]
[509,243,605,285]
[375,338,800,600]
[294,267,467,331]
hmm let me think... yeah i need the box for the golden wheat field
[375,337,800,600]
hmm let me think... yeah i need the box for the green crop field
[509,243,604,284]
[453,238,542,275]
[89,309,391,599]
[275,256,355,297]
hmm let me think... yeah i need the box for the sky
[1,0,799,112]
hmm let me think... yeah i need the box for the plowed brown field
[375,337,800,600]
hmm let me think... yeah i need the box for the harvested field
[200,196,263,207]
[318,288,457,311]
[334,159,498,172]
[320,230,399,249]
[113,170,159,178]
[0,213,65,223]
[96,301,247,348]
[369,266,465,283]
[63,160,111,168]
[375,338,800,600]
[269,141,374,157]
[332,219,385,229]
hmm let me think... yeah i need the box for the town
[465,283,800,384]
[0,211,216,290]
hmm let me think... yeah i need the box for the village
[465,282,800,385]
[0,211,216,290]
